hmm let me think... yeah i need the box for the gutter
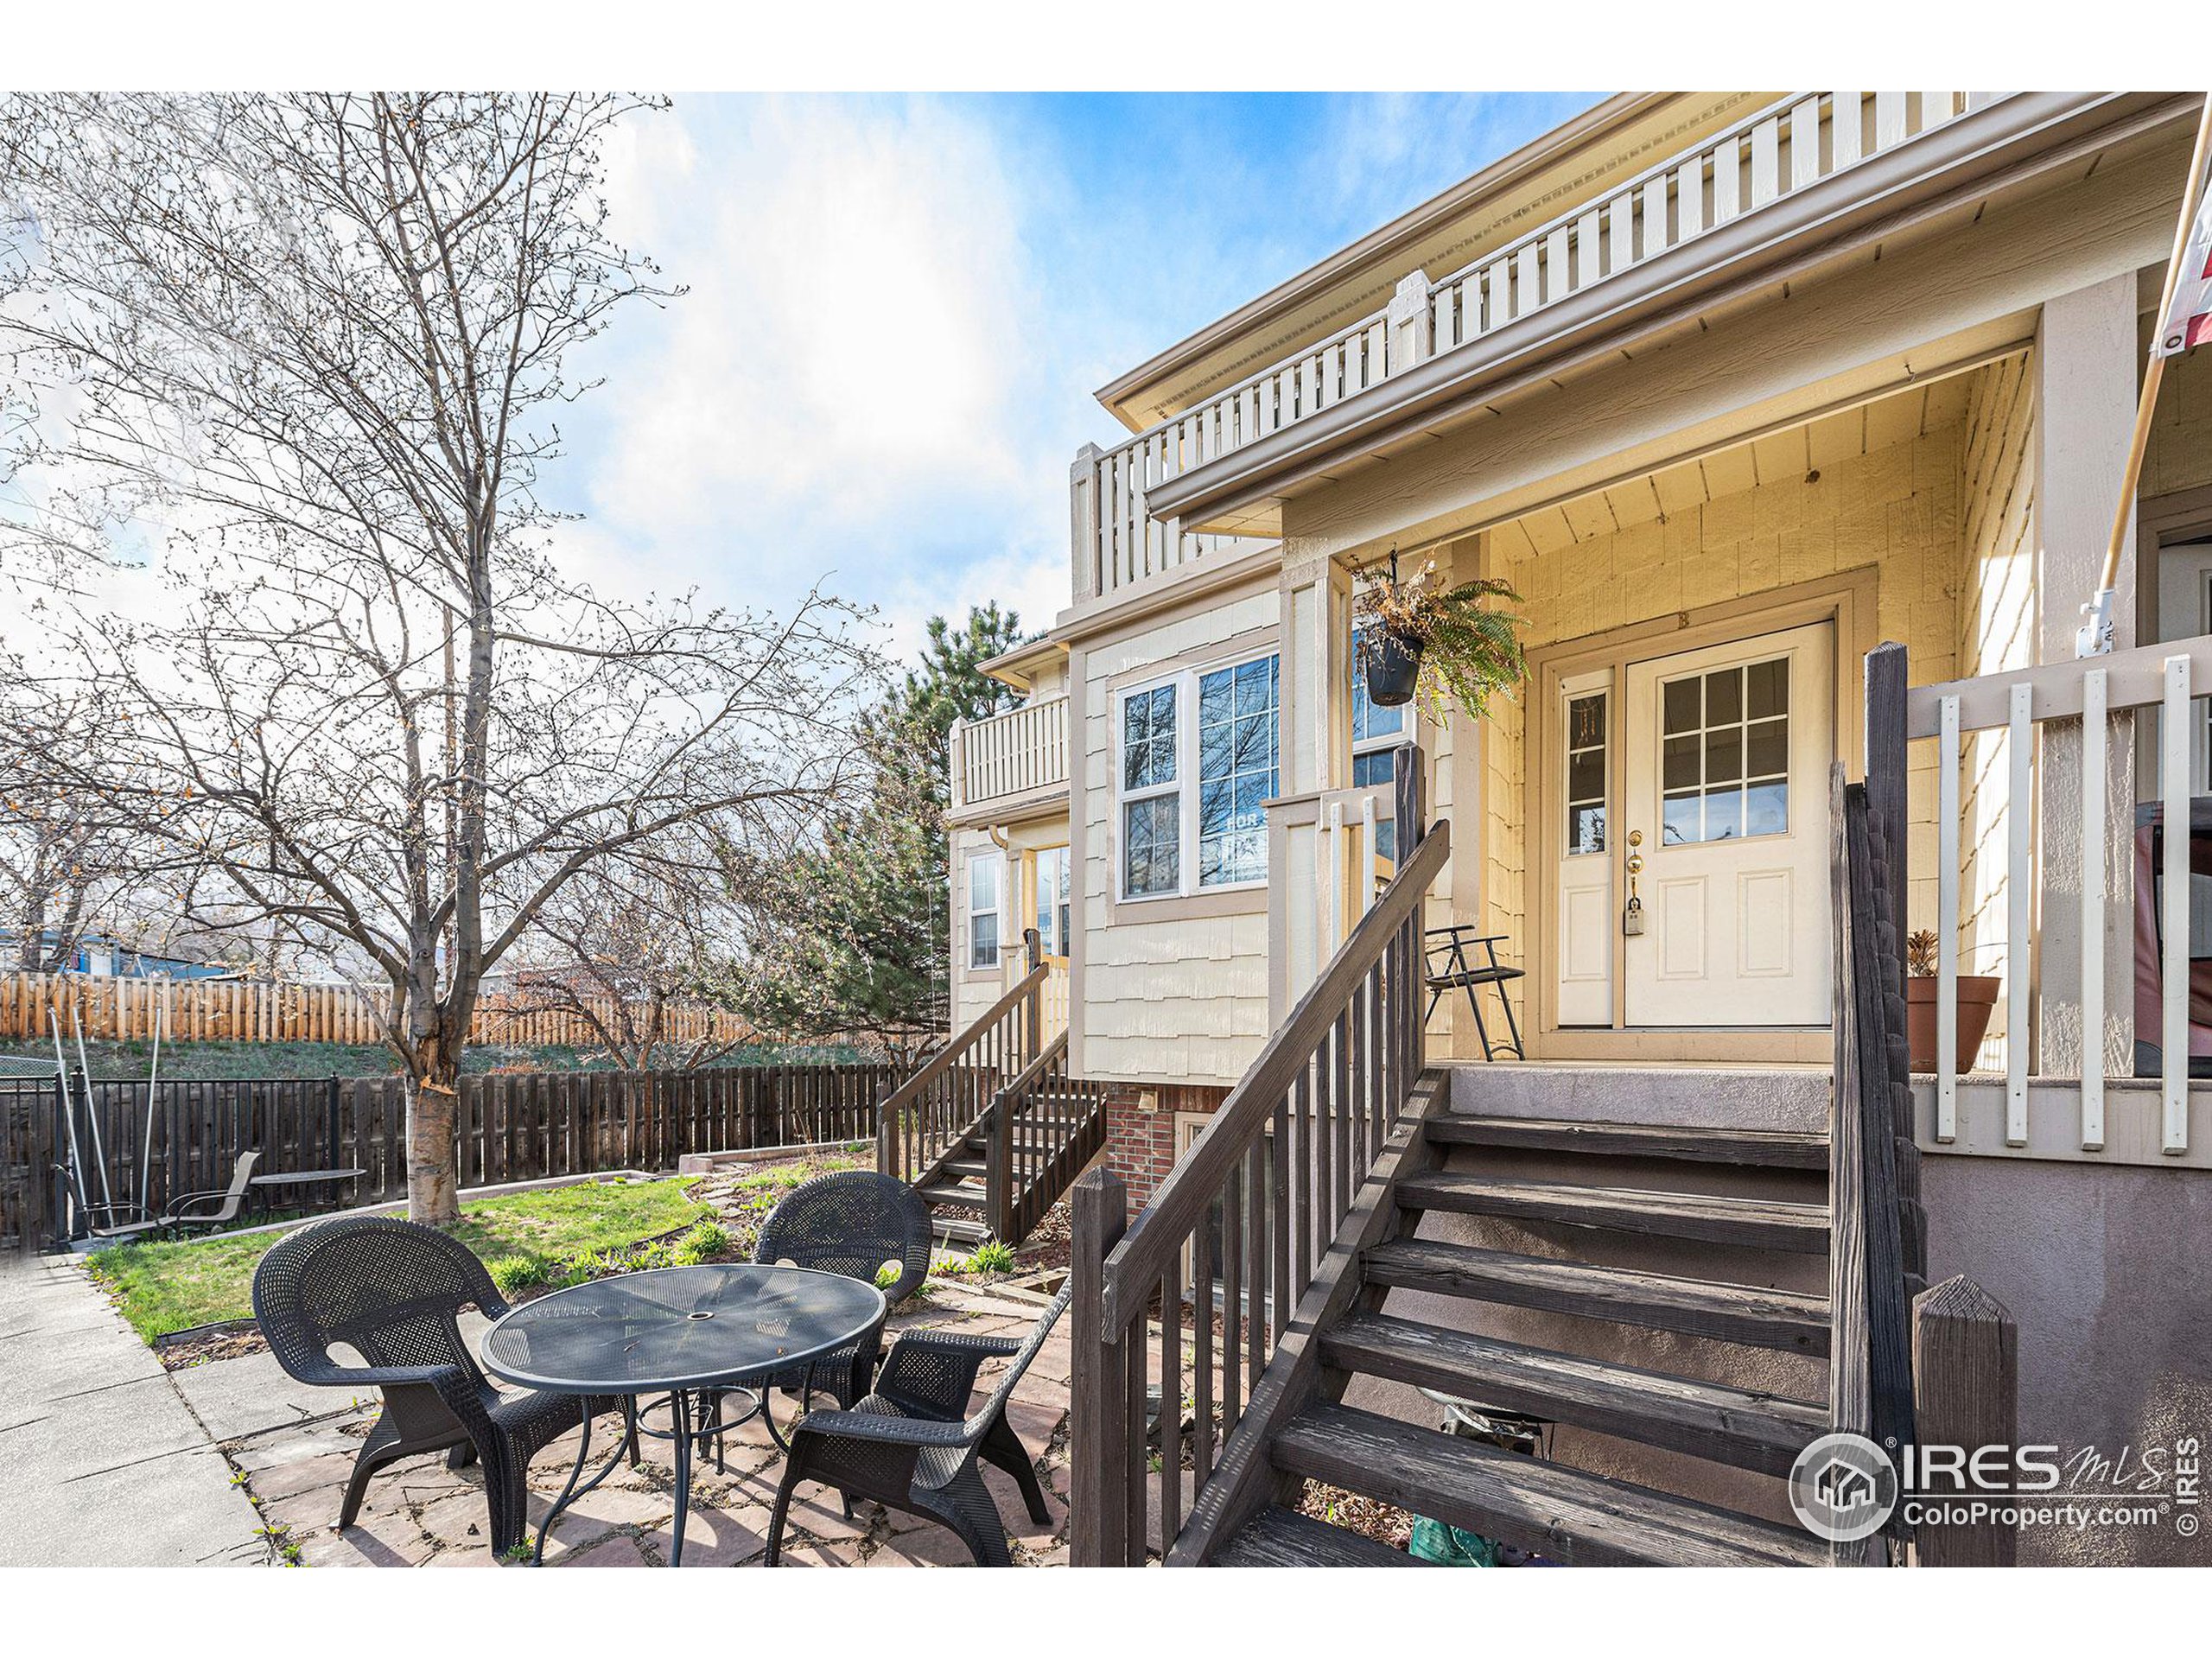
[1146,91,2190,530]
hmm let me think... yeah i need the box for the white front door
[1622,623,1834,1027]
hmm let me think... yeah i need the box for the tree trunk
[405,1046,462,1224]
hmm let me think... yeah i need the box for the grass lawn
[87,1176,715,1342]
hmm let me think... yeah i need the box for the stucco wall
[1473,417,1967,1027]
[1076,585,1279,1085]
[1920,1154,2212,1567]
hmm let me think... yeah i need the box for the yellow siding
[1077,588,1280,1085]
[1476,416,1970,1029]
[1953,354,2037,1069]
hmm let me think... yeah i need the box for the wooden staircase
[878,932,1104,1247]
[1070,750,1923,1568]
[1209,1087,1834,1567]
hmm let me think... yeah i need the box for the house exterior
[946,91,2212,1565]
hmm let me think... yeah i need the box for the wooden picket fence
[3,1060,897,1253]
[0,970,756,1050]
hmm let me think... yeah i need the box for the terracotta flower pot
[1363,627,1422,707]
[1905,975,2000,1073]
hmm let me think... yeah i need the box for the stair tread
[1322,1311,1824,1477]
[1212,1504,1425,1567]
[1428,1116,1829,1168]
[918,1181,988,1209]
[1363,1238,1830,1355]
[1396,1171,1828,1252]
[1273,1403,1824,1567]
[941,1157,988,1179]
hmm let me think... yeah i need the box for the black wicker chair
[749,1169,932,1408]
[251,1216,621,1558]
[765,1278,1068,1567]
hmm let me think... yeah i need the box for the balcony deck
[950,694,1069,817]
[1071,92,1981,608]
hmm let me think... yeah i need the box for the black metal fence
[3,1062,899,1253]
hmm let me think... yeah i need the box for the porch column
[2034,273,2139,1075]
[1279,543,1351,796]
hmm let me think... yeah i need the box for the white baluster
[2081,667,2107,1151]
[2162,657,2191,1154]
[2006,682,2032,1145]
[1938,693,1961,1142]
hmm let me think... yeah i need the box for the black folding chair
[1423,926,1526,1059]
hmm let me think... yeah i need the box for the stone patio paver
[211,1278,1071,1567]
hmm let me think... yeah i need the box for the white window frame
[1114,648,1281,903]
[966,851,1003,970]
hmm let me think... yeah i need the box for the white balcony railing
[1073,92,1976,606]
[1906,635,2212,1161]
[950,695,1069,813]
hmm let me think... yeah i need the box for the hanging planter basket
[1363,626,1423,707]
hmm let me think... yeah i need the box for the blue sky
[550,92,1601,662]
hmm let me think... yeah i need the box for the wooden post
[1912,1274,2019,1567]
[1863,641,1909,958]
[1022,927,1043,1063]
[1069,1166,1130,1567]
[985,1090,1014,1242]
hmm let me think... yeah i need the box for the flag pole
[2078,92,2212,658]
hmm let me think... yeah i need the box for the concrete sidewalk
[0,1250,267,1567]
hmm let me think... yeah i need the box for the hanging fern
[1354,559,1528,728]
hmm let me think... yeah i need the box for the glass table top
[480,1264,887,1394]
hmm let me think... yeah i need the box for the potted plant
[1904,929,2001,1073]
[1354,555,1527,721]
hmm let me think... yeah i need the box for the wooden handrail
[1097,819,1450,1331]
[876,959,1049,1124]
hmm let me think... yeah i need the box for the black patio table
[480,1263,887,1566]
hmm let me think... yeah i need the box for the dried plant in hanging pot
[1354,556,1528,725]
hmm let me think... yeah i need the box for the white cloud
[576,99,1053,595]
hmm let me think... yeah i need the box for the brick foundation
[1100,1082,1230,1206]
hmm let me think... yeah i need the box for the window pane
[1705,726,1742,784]
[1662,677,1701,734]
[1568,691,1606,751]
[1745,717,1788,779]
[1123,797,1179,896]
[1352,748,1395,786]
[1705,666,1743,726]
[1198,718,1231,782]
[969,857,998,910]
[1745,779,1789,836]
[969,914,999,969]
[1198,655,1279,887]
[1663,734,1700,792]
[1662,791,1700,846]
[1123,687,1176,789]
[1567,749,1605,804]
[1746,657,1789,719]
[1572,804,1606,856]
[1704,786,1743,840]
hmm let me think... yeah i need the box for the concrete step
[1445,1063,1829,1135]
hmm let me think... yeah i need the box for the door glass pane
[1564,690,1609,856]
[1651,652,1790,843]
[1662,791,1701,846]
[1662,677,1701,734]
